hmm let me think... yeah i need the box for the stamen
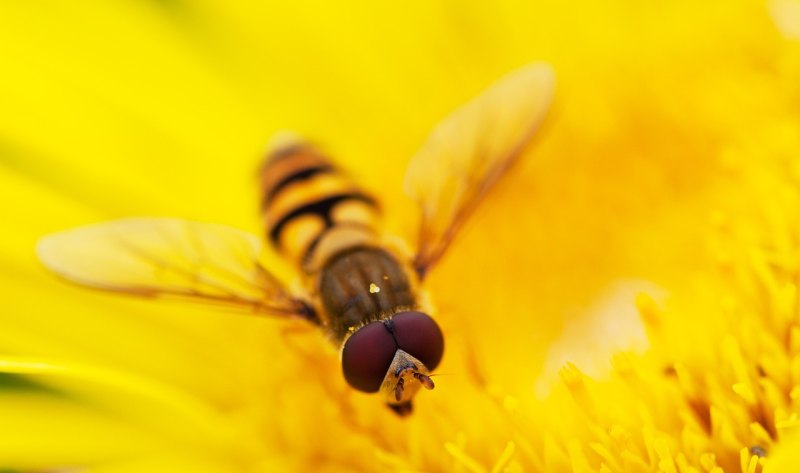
[414,372,435,390]
[395,377,405,402]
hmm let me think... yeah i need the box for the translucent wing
[404,62,555,278]
[37,218,315,320]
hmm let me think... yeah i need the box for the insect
[37,63,554,416]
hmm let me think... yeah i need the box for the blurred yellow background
[1,0,800,471]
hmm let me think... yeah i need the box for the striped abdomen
[260,139,381,273]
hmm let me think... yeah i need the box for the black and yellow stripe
[260,138,381,272]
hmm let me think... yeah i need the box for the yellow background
[1,0,799,471]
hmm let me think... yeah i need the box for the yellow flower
[2,0,800,472]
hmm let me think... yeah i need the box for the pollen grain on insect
[369,283,381,294]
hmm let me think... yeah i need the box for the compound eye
[392,311,444,371]
[341,322,398,392]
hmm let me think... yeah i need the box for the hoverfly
[37,63,554,415]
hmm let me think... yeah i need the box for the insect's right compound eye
[341,322,398,393]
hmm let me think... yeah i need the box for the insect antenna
[412,371,435,390]
[395,377,405,402]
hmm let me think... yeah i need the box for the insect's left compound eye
[391,311,444,371]
[341,322,398,393]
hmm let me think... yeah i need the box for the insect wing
[37,218,312,318]
[403,62,555,277]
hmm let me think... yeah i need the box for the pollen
[369,283,380,294]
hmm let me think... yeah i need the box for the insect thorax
[317,246,416,341]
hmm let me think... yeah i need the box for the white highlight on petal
[534,279,663,398]
[770,0,800,40]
